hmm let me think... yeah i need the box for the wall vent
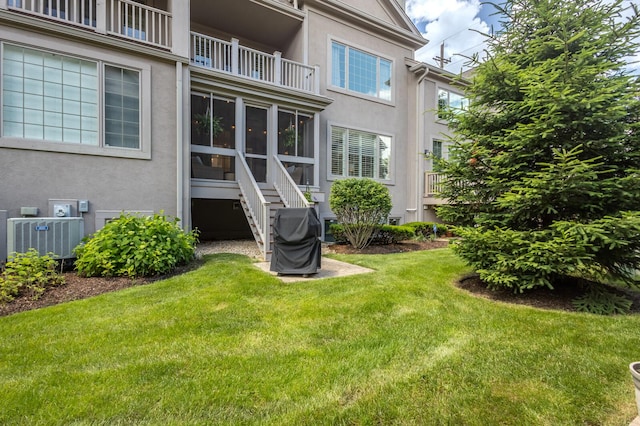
[7,218,84,260]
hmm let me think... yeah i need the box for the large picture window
[2,43,141,150]
[331,41,392,101]
[331,126,391,180]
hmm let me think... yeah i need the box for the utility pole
[433,43,451,69]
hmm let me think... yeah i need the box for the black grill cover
[270,207,322,275]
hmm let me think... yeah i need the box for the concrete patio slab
[254,257,374,283]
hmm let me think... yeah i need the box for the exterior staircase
[239,187,283,261]
[236,152,311,261]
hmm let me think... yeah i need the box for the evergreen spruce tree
[438,0,640,292]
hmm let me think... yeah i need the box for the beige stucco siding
[0,28,178,235]
[306,8,416,223]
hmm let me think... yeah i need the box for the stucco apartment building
[0,0,467,261]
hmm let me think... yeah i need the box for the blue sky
[406,0,639,74]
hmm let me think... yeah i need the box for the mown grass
[1,249,639,425]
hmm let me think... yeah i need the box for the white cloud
[406,0,639,75]
[406,0,492,73]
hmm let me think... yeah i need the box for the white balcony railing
[8,0,97,29]
[425,172,444,197]
[107,0,171,48]
[191,32,319,94]
[7,0,172,49]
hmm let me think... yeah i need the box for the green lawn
[1,249,639,425]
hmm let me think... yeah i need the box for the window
[277,110,313,157]
[437,88,468,119]
[278,109,314,186]
[245,105,268,182]
[331,41,392,101]
[2,43,141,151]
[190,92,236,181]
[431,139,450,165]
[433,140,443,159]
[331,126,391,180]
[105,65,139,148]
[191,94,235,149]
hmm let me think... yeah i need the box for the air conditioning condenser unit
[7,217,84,260]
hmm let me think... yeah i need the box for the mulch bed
[0,261,202,318]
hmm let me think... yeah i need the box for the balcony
[190,0,303,49]
[6,0,172,49]
[424,172,448,205]
[191,32,319,94]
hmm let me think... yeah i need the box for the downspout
[410,63,429,222]
[176,61,184,226]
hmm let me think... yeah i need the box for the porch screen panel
[298,114,313,158]
[213,97,235,149]
[245,106,267,155]
[278,110,296,155]
[191,94,211,146]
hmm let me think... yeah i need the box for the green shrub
[74,212,199,278]
[452,213,640,293]
[329,178,392,249]
[404,222,449,238]
[0,249,65,303]
[572,286,633,315]
[372,225,415,245]
[330,224,415,246]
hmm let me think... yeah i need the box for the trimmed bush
[404,222,449,238]
[330,224,415,246]
[74,212,199,278]
[372,225,415,245]
[0,249,65,303]
[329,178,392,249]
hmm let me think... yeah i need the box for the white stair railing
[273,156,311,209]
[236,151,270,259]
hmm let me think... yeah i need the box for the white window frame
[328,122,393,182]
[0,41,151,159]
[328,38,394,103]
[437,87,468,120]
